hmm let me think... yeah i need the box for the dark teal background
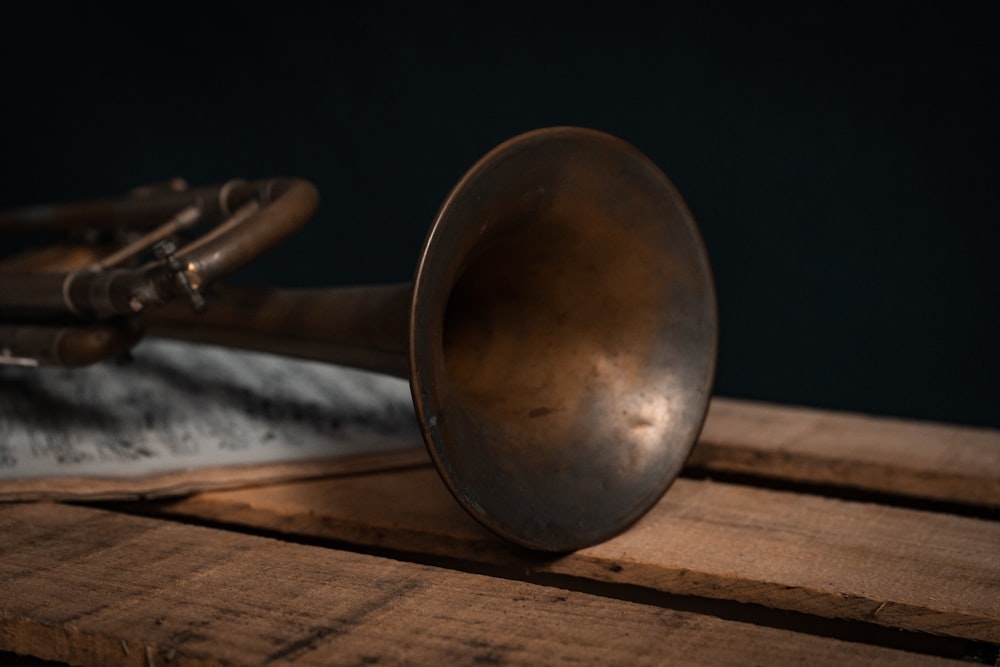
[2,2,997,427]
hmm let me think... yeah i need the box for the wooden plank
[0,448,428,502]
[694,398,1000,506]
[573,479,1000,643]
[0,504,963,667]
[151,468,1000,643]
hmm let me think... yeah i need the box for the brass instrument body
[0,128,717,552]
[0,178,318,365]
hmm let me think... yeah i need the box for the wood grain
[0,448,428,502]
[695,398,1000,506]
[152,467,1000,642]
[0,503,964,667]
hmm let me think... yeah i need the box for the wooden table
[2,398,998,666]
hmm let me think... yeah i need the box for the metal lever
[152,239,205,312]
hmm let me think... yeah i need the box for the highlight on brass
[0,127,718,551]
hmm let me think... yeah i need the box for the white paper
[0,339,424,494]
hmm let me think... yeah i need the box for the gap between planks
[146,466,1000,644]
[0,503,973,667]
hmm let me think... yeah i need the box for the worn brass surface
[0,128,717,551]
[412,128,717,549]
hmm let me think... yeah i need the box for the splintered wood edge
[0,503,966,667]
[692,398,1000,506]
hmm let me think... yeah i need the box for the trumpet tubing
[0,127,717,552]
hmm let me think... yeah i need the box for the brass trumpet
[0,127,717,551]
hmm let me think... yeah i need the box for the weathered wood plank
[696,398,1000,506]
[151,468,1000,642]
[572,478,1000,642]
[0,503,963,667]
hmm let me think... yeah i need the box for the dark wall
[2,2,997,427]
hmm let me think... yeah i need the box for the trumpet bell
[410,128,717,551]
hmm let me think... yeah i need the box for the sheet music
[0,339,425,499]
